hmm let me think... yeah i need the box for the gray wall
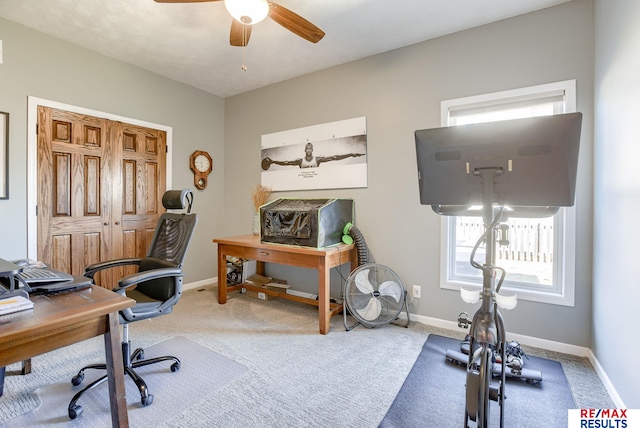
[224,0,595,347]
[593,0,640,409]
[3,0,637,410]
[0,17,225,284]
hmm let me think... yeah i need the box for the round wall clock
[190,150,213,190]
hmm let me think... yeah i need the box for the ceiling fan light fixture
[224,0,269,25]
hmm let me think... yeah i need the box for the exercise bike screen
[415,112,582,217]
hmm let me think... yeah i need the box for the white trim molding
[26,96,173,260]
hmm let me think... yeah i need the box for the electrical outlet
[412,285,421,299]
[258,292,266,300]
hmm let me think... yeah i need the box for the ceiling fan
[154,0,325,47]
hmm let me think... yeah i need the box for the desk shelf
[227,281,343,316]
[214,234,357,334]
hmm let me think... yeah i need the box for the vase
[252,213,260,235]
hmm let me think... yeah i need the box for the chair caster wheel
[137,350,145,360]
[171,362,180,372]
[69,404,83,419]
[71,374,84,386]
[141,394,154,406]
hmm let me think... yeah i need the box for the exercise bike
[456,169,509,428]
[415,112,583,428]
[444,169,544,427]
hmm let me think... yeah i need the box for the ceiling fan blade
[267,2,325,43]
[154,0,221,3]
[230,20,252,47]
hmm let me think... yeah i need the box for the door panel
[38,107,109,280]
[118,122,166,278]
[38,107,167,289]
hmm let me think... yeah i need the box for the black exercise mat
[380,334,576,427]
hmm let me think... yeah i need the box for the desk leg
[0,366,4,397]
[318,259,330,335]
[21,359,32,375]
[104,312,129,428]
[217,246,227,304]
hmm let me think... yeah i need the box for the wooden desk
[214,234,357,335]
[0,285,134,427]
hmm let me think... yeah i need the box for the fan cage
[343,263,405,328]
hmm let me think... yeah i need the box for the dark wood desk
[0,285,134,427]
[214,234,357,334]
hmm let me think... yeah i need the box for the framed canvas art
[261,117,367,192]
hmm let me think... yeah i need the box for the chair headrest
[162,189,194,213]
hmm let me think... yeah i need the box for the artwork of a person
[261,142,365,170]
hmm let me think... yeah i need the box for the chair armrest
[115,267,184,292]
[84,258,142,279]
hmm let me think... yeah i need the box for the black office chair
[67,189,198,420]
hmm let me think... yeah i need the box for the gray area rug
[380,334,576,428]
[4,336,248,427]
[0,285,612,427]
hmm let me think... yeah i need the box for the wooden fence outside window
[456,218,554,264]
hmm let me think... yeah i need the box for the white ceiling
[0,0,571,98]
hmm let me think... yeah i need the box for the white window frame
[440,80,576,306]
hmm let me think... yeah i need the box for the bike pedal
[457,311,471,329]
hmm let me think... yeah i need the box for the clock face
[194,154,211,172]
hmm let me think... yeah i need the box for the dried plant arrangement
[251,184,272,212]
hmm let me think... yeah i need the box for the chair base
[68,342,180,420]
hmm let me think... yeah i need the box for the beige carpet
[0,285,614,427]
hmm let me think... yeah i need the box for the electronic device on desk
[0,259,86,295]
[28,276,92,295]
[8,259,73,283]
[15,267,74,284]
[1,274,92,295]
[0,258,30,299]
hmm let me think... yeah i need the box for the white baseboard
[183,277,217,291]
[586,350,626,408]
[188,278,623,407]
[403,312,591,356]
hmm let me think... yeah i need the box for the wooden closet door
[37,107,166,289]
[37,106,112,279]
[117,121,167,279]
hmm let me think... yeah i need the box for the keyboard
[17,268,74,284]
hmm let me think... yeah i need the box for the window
[440,80,576,306]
